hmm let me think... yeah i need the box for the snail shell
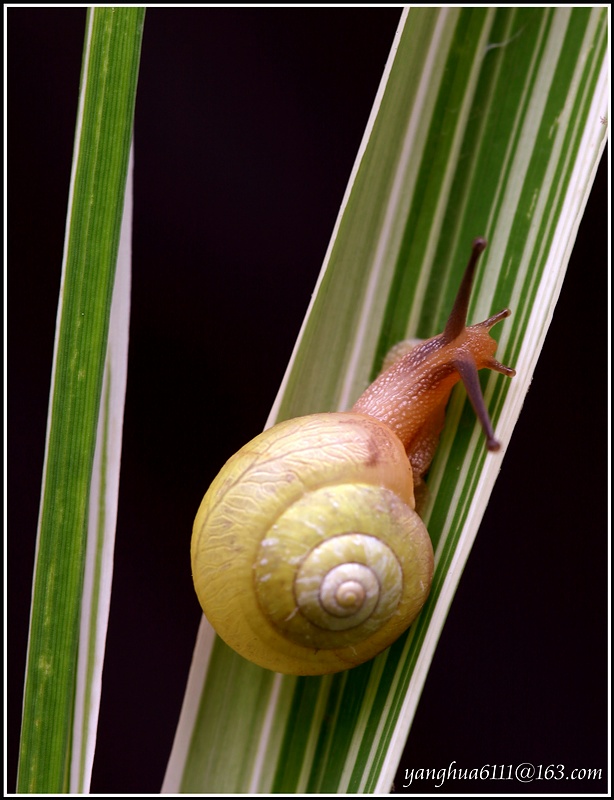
[192,413,433,675]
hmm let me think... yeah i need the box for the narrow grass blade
[69,150,133,793]
[17,10,144,793]
[165,7,608,793]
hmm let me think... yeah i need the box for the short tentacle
[485,356,516,377]
[476,307,512,330]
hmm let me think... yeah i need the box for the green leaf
[17,9,144,793]
[165,7,607,793]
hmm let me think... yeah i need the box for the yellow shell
[191,412,434,675]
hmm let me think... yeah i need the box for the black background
[8,8,608,794]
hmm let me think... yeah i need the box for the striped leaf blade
[164,7,607,793]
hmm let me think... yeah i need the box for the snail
[191,238,515,675]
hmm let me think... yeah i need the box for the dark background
[8,9,608,794]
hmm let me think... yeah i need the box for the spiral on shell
[191,413,434,675]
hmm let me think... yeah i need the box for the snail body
[191,239,515,675]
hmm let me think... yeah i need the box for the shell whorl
[254,482,432,652]
[295,538,398,631]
